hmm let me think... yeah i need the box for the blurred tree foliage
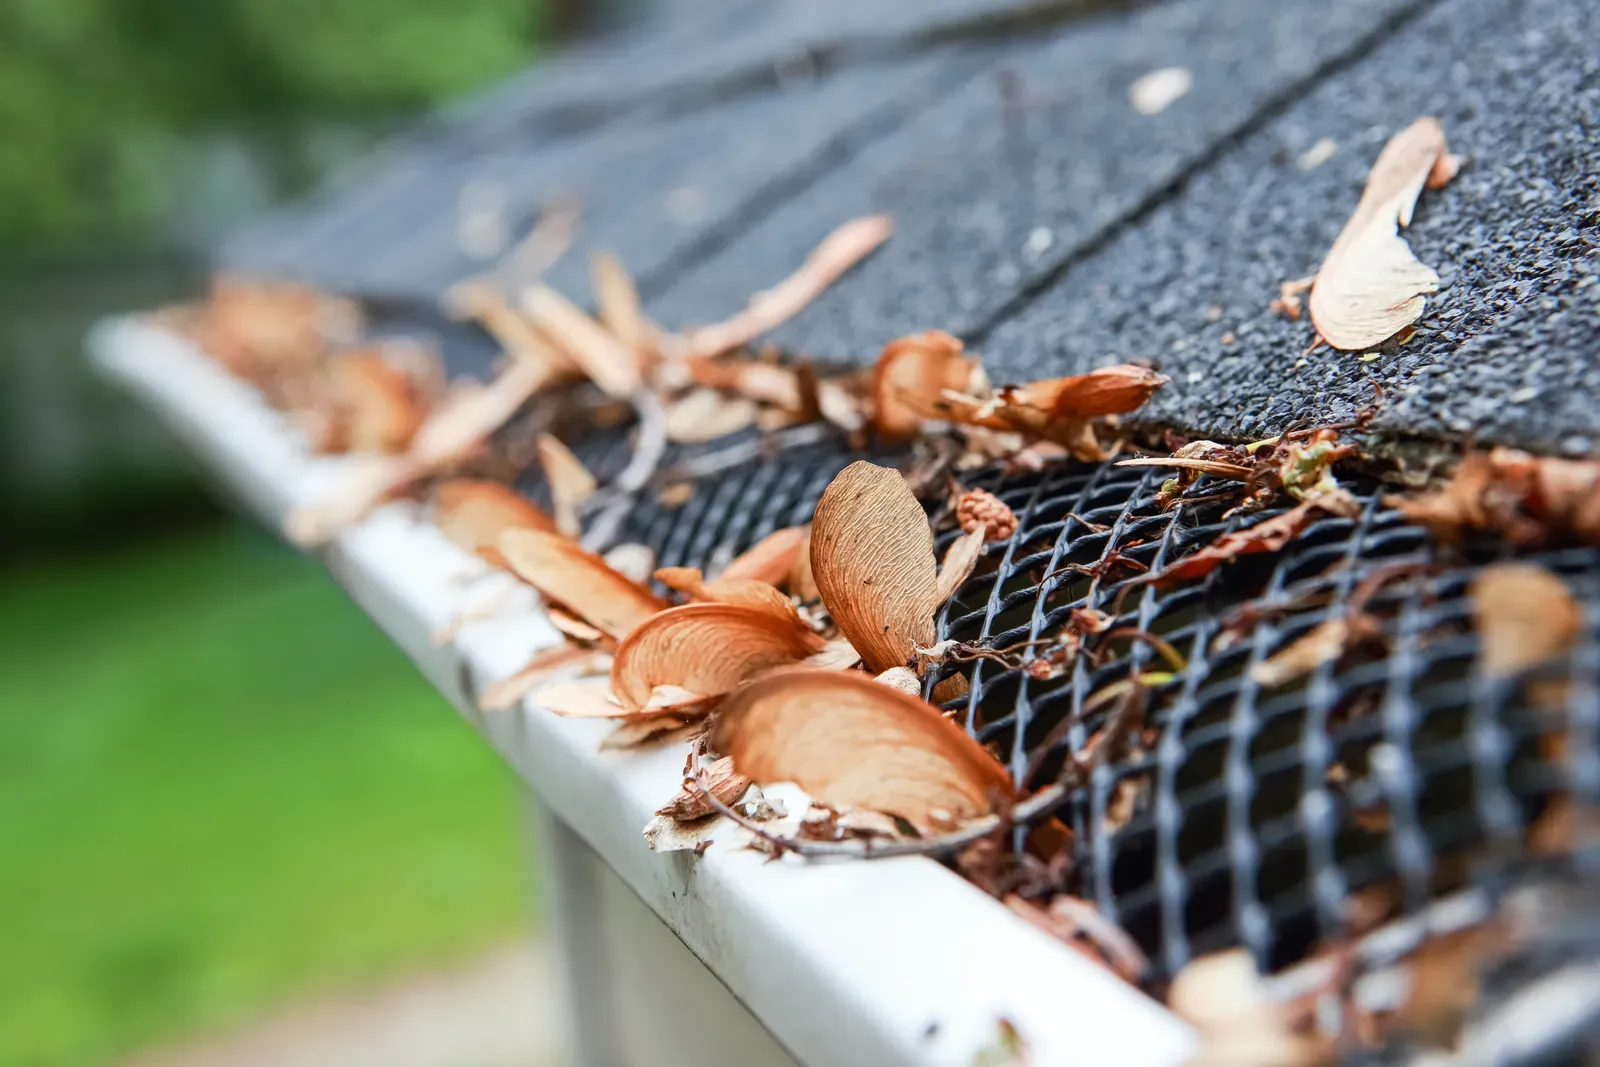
[0,0,542,250]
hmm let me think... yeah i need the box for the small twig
[1021,681,1149,791]
[615,391,668,494]
[652,422,838,486]
[686,760,1071,860]
[581,391,668,551]
[1094,627,1188,672]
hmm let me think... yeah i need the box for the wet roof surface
[227,0,1600,455]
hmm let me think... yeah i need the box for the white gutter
[92,316,1197,1067]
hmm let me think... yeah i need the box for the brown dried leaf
[289,326,553,545]
[320,349,426,454]
[936,525,987,605]
[683,356,804,410]
[1471,562,1582,706]
[711,668,1011,831]
[498,528,668,640]
[682,215,893,359]
[432,479,556,569]
[444,283,573,371]
[789,525,820,602]
[1044,365,1170,420]
[811,461,940,674]
[719,525,809,587]
[601,712,698,750]
[547,607,606,644]
[871,330,983,438]
[1388,448,1600,546]
[410,357,552,468]
[653,565,800,624]
[945,365,1167,443]
[662,388,759,444]
[590,251,648,357]
[609,603,825,711]
[531,678,627,717]
[1309,117,1453,351]
[536,433,597,537]
[1169,950,1333,1067]
[656,756,751,821]
[203,275,358,386]
[1250,614,1381,688]
[1154,494,1356,584]
[521,283,642,397]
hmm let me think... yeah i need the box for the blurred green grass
[0,522,531,1067]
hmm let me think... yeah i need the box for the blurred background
[0,3,610,1065]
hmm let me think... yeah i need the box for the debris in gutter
[677,214,893,359]
[1305,116,1460,351]
[163,181,1600,1037]
[1386,447,1600,546]
[1128,67,1192,116]
[711,668,1011,834]
[970,1017,1029,1067]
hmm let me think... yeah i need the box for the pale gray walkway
[122,943,561,1067]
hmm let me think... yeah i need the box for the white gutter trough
[93,316,1197,1067]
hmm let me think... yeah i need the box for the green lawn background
[0,523,530,1067]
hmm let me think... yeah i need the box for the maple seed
[432,480,556,566]
[1308,116,1455,351]
[711,668,1011,832]
[810,461,941,675]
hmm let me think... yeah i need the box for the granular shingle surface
[651,0,1425,357]
[225,0,1600,456]
[982,0,1600,453]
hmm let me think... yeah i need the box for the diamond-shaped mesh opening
[514,431,1597,996]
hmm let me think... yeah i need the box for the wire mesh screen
[517,433,1597,999]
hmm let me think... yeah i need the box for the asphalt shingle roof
[225,0,1600,455]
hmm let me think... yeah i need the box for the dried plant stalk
[683,215,893,359]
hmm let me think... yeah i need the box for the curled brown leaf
[498,528,667,640]
[609,603,824,712]
[711,667,1011,832]
[653,565,800,623]
[682,215,893,359]
[536,433,597,537]
[656,756,751,822]
[1387,448,1600,546]
[1309,117,1453,351]
[811,461,940,674]
[1471,562,1582,709]
[432,479,556,565]
[719,525,809,587]
[319,349,427,454]
[871,330,983,438]
[521,282,642,397]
